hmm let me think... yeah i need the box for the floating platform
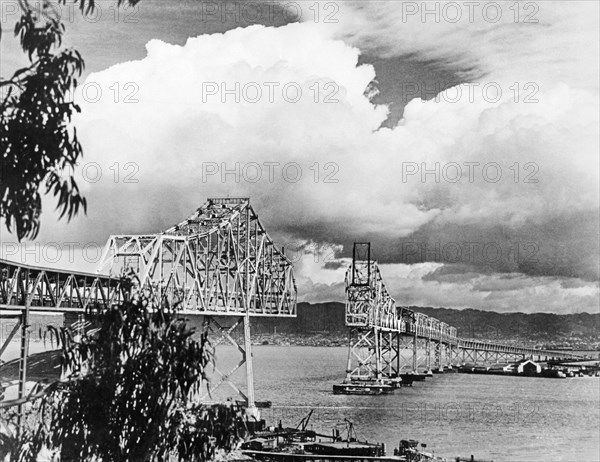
[333,381,395,395]
[242,414,447,461]
[305,441,385,457]
[333,372,435,393]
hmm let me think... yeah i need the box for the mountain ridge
[251,302,600,349]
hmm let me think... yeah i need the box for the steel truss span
[0,198,296,317]
[98,197,296,317]
[0,260,126,313]
[344,243,583,382]
[1,198,297,414]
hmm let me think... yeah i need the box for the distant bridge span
[1,198,297,413]
[344,243,584,382]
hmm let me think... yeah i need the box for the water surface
[214,345,600,462]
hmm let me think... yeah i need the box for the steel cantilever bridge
[343,243,584,385]
[0,202,585,412]
[0,197,296,415]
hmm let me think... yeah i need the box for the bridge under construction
[0,199,585,415]
[339,242,585,392]
[0,198,296,418]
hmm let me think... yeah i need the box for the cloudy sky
[1,0,598,313]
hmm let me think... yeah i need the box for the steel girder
[346,328,444,381]
[345,328,379,380]
[456,339,583,361]
[1,198,297,416]
[97,198,297,317]
[199,316,255,405]
[397,334,418,373]
[0,259,125,313]
[343,242,584,366]
[345,260,398,329]
[344,243,458,344]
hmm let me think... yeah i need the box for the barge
[242,415,446,461]
[333,381,395,395]
[333,371,435,394]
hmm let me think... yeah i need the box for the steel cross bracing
[344,242,584,383]
[0,259,126,313]
[97,197,296,317]
[1,198,297,416]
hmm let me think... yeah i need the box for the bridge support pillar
[426,335,432,372]
[200,315,259,420]
[397,334,416,374]
[379,331,398,378]
[345,328,378,381]
[434,341,442,371]
[16,303,30,435]
[374,328,383,380]
[412,331,418,372]
[396,333,401,375]
[243,315,258,419]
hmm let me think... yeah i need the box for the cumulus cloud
[1,3,597,313]
[63,18,597,242]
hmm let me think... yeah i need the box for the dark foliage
[0,0,140,240]
[6,287,246,461]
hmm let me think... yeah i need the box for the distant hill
[250,302,600,349]
[407,306,600,349]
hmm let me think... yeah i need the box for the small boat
[332,381,395,395]
[395,439,447,461]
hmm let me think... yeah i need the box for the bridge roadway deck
[352,316,585,360]
[0,257,294,317]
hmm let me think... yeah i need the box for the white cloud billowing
[2,2,598,313]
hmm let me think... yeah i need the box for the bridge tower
[344,243,407,385]
[337,243,585,393]
[97,197,296,416]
